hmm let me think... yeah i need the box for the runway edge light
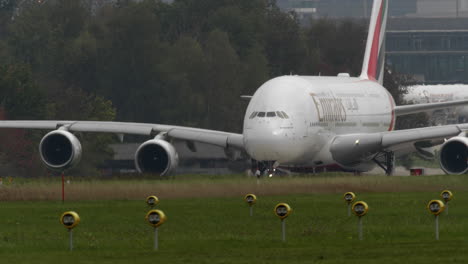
[352,201,368,217]
[343,192,356,217]
[245,194,257,216]
[427,200,445,216]
[145,209,167,250]
[60,211,80,229]
[274,203,292,242]
[440,190,453,215]
[352,201,368,240]
[60,211,80,251]
[427,199,445,240]
[146,195,159,207]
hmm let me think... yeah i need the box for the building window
[457,56,465,72]
[442,37,451,50]
[413,38,422,50]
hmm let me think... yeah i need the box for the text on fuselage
[310,94,347,122]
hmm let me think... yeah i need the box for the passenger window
[267,112,276,117]
[276,111,284,118]
[281,111,289,118]
[257,112,266,117]
[249,112,258,119]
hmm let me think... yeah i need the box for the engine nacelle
[39,130,82,171]
[135,139,178,176]
[439,136,468,174]
[330,133,382,166]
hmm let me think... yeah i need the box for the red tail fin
[360,0,388,84]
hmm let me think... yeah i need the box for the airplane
[404,84,468,125]
[2,0,468,176]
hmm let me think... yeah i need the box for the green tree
[0,64,46,176]
[0,0,16,36]
[263,8,307,76]
[305,18,367,76]
[7,2,52,67]
[157,36,207,127]
[6,0,98,100]
[202,29,243,131]
[93,0,163,122]
[206,5,263,57]
[242,44,270,96]
[0,64,46,119]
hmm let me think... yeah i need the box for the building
[279,0,468,19]
[413,0,468,18]
[386,18,468,84]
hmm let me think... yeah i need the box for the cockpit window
[251,111,287,119]
[249,112,258,119]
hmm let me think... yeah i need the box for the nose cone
[244,122,309,163]
[244,124,289,161]
[243,76,312,162]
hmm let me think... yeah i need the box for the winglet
[360,0,388,84]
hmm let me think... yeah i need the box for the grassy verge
[1,173,467,200]
[0,174,466,263]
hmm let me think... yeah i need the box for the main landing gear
[372,151,395,176]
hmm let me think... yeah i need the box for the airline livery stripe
[379,0,387,34]
[367,0,386,80]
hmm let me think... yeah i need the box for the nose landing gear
[251,160,280,178]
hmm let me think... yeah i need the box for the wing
[0,120,244,149]
[395,99,468,116]
[330,124,468,168]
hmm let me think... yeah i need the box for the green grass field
[0,174,468,263]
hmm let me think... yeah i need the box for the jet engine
[135,139,178,176]
[439,136,468,174]
[39,130,82,170]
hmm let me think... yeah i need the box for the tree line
[0,0,411,176]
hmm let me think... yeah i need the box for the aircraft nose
[250,128,285,143]
[244,123,293,161]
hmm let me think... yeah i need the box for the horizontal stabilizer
[395,99,468,116]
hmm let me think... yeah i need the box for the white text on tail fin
[360,0,388,84]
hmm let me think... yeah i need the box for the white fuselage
[242,75,395,170]
[405,85,468,124]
